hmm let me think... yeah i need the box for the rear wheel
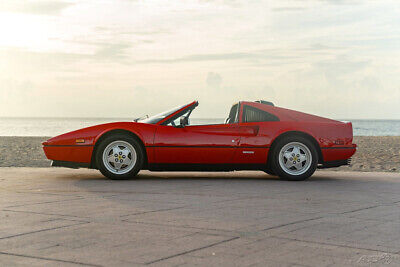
[270,136,318,181]
[96,134,144,180]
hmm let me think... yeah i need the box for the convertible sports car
[43,100,356,181]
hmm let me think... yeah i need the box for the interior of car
[164,101,278,127]
[166,102,240,127]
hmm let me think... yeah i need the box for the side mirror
[180,116,189,127]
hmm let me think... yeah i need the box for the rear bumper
[318,158,352,169]
[321,145,356,162]
[52,160,90,169]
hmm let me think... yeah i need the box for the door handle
[232,137,240,143]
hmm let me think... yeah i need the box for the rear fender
[269,129,323,164]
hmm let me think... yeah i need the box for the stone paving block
[0,253,82,267]
[347,205,400,221]
[1,168,400,266]
[106,191,237,206]
[6,197,186,220]
[274,214,400,250]
[0,211,85,240]
[0,221,233,266]
[188,236,290,258]
[0,191,81,209]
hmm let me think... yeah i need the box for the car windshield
[138,104,187,124]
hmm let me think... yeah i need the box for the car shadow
[53,169,344,183]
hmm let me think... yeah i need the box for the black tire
[264,162,276,176]
[270,136,318,181]
[96,134,144,180]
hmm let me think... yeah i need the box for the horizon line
[0,116,399,121]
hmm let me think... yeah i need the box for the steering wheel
[171,120,176,127]
[225,117,231,124]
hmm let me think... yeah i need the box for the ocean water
[0,117,399,137]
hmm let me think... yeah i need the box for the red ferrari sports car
[43,100,356,181]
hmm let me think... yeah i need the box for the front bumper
[43,145,93,164]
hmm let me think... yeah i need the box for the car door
[232,104,279,164]
[153,123,243,164]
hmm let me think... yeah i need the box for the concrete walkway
[0,168,400,266]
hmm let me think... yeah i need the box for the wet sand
[0,136,399,172]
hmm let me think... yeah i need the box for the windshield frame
[138,101,198,125]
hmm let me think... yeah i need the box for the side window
[226,103,239,124]
[166,109,191,127]
[167,115,184,127]
[242,105,279,123]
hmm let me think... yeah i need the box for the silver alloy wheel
[102,141,137,175]
[278,142,312,176]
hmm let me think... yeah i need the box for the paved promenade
[0,168,400,266]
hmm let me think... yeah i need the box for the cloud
[0,0,73,15]
[0,78,36,115]
[94,26,171,37]
[317,0,361,4]
[263,86,276,99]
[0,47,84,73]
[290,0,362,5]
[0,41,134,73]
[272,7,307,12]
[137,50,297,64]
[139,52,255,64]
[313,55,370,83]
[198,0,242,8]
[206,72,222,88]
[0,0,398,119]
[303,43,343,51]
[94,43,132,61]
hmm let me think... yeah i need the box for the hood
[42,122,139,146]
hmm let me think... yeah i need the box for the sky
[0,0,399,119]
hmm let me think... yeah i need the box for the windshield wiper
[133,115,148,122]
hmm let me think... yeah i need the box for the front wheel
[270,136,318,181]
[96,134,144,180]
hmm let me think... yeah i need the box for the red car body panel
[43,100,356,170]
[43,122,157,163]
[43,146,93,163]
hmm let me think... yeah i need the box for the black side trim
[52,160,90,169]
[318,159,351,169]
[43,145,94,147]
[321,147,355,150]
[147,163,266,172]
[146,145,270,149]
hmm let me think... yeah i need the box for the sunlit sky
[0,0,399,119]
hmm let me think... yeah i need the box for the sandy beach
[0,136,399,172]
